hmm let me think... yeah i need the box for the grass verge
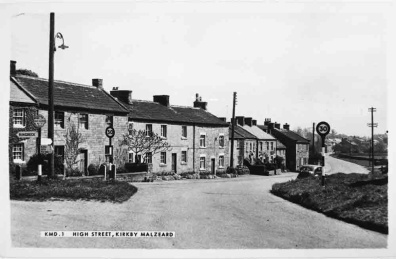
[271,173,388,234]
[10,178,138,203]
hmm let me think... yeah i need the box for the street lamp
[48,13,68,178]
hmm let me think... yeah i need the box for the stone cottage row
[9,60,310,174]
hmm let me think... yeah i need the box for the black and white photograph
[1,1,395,258]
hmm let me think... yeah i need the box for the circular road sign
[34,114,46,128]
[316,121,331,136]
[105,126,115,138]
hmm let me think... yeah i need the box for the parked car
[299,165,323,176]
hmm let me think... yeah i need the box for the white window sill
[180,162,187,165]
[160,163,167,167]
[200,146,206,149]
[13,159,26,164]
[218,166,225,169]
[161,137,167,140]
[181,137,187,140]
[199,168,206,171]
[219,146,224,149]
[13,125,25,129]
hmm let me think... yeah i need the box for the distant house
[260,119,310,172]
[9,61,129,174]
[229,123,258,166]
[110,90,229,174]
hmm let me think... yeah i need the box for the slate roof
[10,79,36,104]
[242,125,276,140]
[277,140,286,149]
[123,100,229,127]
[12,76,128,114]
[257,125,268,131]
[230,125,257,139]
[273,128,310,143]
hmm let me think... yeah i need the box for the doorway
[172,153,177,173]
[78,149,88,175]
[211,158,215,174]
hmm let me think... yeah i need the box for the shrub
[235,165,250,175]
[87,164,98,176]
[180,171,195,178]
[66,168,83,177]
[116,166,128,175]
[226,166,236,175]
[26,154,64,176]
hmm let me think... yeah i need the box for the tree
[16,69,39,77]
[63,122,84,174]
[120,129,172,162]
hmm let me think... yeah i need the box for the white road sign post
[34,114,46,154]
[316,121,330,187]
[16,131,38,138]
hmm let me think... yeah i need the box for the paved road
[325,154,369,175]
[11,174,386,249]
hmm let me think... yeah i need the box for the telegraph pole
[230,92,237,167]
[368,107,377,174]
[312,122,315,153]
[48,12,55,178]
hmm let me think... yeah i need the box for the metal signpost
[316,121,330,186]
[34,114,46,154]
[33,114,46,181]
[105,126,115,179]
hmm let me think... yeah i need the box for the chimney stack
[283,123,290,131]
[275,122,280,129]
[110,88,133,105]
[235,116,245,126]
[92,78,103,90]
[193,93,208,110]
[264,118,271,126]
[153,95,170,107]
[252,119,257,126]
[218,117,226,122]
[10,60,16,76]
[244,117,253,127]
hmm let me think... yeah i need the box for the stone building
[110,90,229,174]
[262,119,310,172]
[228,124,257,166]
[9,61,129,174]
[234,116,277,164]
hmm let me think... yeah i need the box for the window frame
[181,126,187,138]
[55,111,65,128]
[105,115,113,126]
[219,155,224,168]
[161,125,167,138]
[128,152,134,163]
[12,143,24,161]
[181,151,187,163]
[79,113,89,129]
[219,135,225,148]
[145,124,153,137]
[200,134,206,148]
[13,108,25,128]
[200,156,206,170]
[145,152,153,164]
[160,152,167,164]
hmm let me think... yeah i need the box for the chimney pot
[92,78,103,90]
[252,119,257,126]
[110,88,133,105]
[153,95,170,107]
[235,116,245,126]
[275,122,280,129]
[10,60,16,76]
[244,117,253,127]
[283,123,290,130]
[193,94,207,110]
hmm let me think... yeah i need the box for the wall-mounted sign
[16,131,38,138]
[40,145,53,154]
[34,114,46,128]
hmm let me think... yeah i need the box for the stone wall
[129,121,229,174]
[9,105,38,166]
[39,110,128,168]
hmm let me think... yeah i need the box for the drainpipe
[256,139,259,163]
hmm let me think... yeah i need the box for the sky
[7,2,390,137]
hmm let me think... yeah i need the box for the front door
[78,149,88,175]
[211,158,215,174]
[172,153,177,173]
